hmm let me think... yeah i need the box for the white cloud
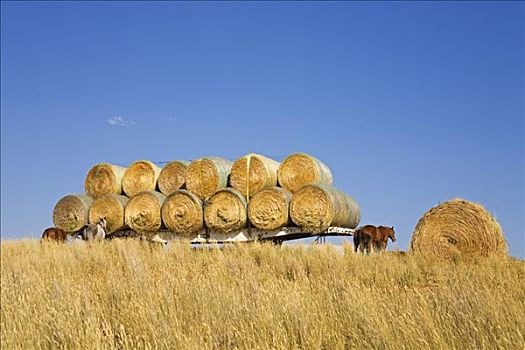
[169,116,179,121]
[107,116,136,126]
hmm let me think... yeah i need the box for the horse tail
[353,227,361,252]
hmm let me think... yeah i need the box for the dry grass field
[1,239,524,349]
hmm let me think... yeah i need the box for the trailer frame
[110,226,355,245]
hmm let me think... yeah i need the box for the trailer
[110,226,355,245]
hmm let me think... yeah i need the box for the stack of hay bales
[52,152,361,237]
[53,159,165,235]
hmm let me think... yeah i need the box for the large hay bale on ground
[248,187,292,230]
[53,194,93,232]
[290,185,360,232]
[410,198,508,260]
[277,153,333,193]
[122,160,161,197]
[84,163,126,197]
[88,195,129,234]
[158,160,189,195]
[186,157,232,200]
[161,190,203,236]
[204,188,247,233]
[230,153,280,198]
[125,191,166,233]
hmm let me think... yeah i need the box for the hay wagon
[109,226,355,245]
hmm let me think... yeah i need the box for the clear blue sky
[1,2,523,257]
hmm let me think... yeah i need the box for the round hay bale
[248,187,292,230]
[162,190,203,236]
[88,195,129,234]
[410,198,508,260]
[53,194,93,232]
[122,160,161,197]
[204,188,247,233]
[290,185,360,233]
[277,153,333,193]
[158,160,189,195]
[84,163,126,197]
[124,191,166,233]
[186,157,232,200]
[230,153,280,198]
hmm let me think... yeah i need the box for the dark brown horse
[354,225,396,254]
[41,227,68,242]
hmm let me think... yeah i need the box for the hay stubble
[1,241,523,350]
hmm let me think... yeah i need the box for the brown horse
[354,225,396,254]
[376,226,396,251]
[41,227,68,242]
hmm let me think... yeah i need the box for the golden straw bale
[204,188,247,233]
[248,187,292,230]
[158,160,189,195]
[84,163,126,197]
[230,154,280,198]
[53,194,93,232]
[124,191,166,233]
[410,198,508,260]
[122,160,161,197]
[290,185,360,233]
[277,153,333,193]
[162,190,203,236]
[186,157,232,200]
[88,195,129,234]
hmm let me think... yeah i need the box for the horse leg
[359,239,367,254]
[366,240,373,255]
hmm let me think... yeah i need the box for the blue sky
[1,2,523,257]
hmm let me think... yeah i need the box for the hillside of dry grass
[1,240,524,349]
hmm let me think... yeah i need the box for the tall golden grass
[1,240,524,349]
